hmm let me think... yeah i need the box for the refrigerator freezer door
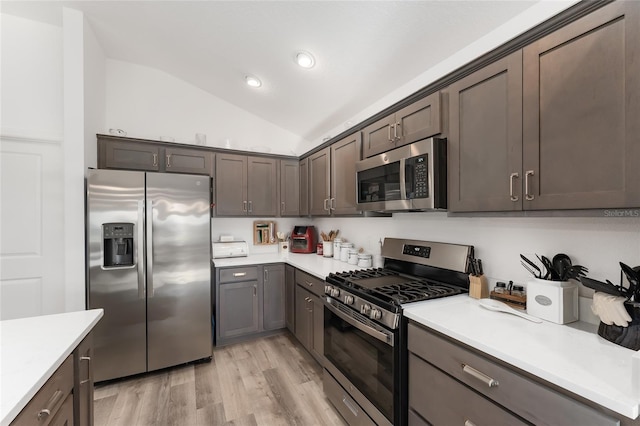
[146,173,212,371]
[87,169,147,382]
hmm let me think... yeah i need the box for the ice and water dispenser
[102,223,134,267]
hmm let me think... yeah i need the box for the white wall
[313,214,640,293]
[105,60,306,156]
[0,14,66,319]
[83,16,106,170]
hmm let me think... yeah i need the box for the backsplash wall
[313,214,640,292]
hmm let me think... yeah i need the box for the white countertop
[404,295,640,420]
[0,309,104,426]
[213,252,365,278]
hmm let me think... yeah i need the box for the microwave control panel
[411,155,429,199]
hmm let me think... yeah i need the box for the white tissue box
[526,278,579,324]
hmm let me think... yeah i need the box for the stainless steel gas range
[322,238,474,426]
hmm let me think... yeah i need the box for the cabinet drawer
[295,269,324,298]
[409,353,528,426]
[407,322,619,426]
[12,355,74,426]
[218,266,258,283]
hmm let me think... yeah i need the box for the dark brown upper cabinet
[164,147,213,175]
[522,1,640,210]
[299,157,309,217]
[448,52,523,212]
[307,132,362,216]
[362,91,442,158]
[215,153,278,216]
[279,159,300,216]
[99,136,212,176]
[449,1,640,212]
[102,139,161,172]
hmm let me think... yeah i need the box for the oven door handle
[324,299,394,346]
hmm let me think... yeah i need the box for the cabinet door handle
[80,356,92,385]
[323,198,330,211]
[152,153,158,167]
[242,201,247,212]
[38,389,64,420]
[264,269,268,281]
[233,272,247,277]
[462,363,499,388]
[330,198,336,211]
[253,284,257,296]
[281,201,285,213]
[394,121,400,141]
[509,172,519,202]
[464,420,478,426]
[166,154,171,167]
[525,170,535,201]
[248,200,253,212]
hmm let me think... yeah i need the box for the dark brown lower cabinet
[12,332,95,426]
[285,264,295,332]
[294,269,324,364]
[407,322,623,426]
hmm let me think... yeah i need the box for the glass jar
[340,242,354,262]
[357,253,372,268]
[511,285,525,297]
[494,282,507,294]
[348,249,359,265]
[333,238,343,260]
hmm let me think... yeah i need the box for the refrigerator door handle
[137,201,146,299]
[146,199,154,298]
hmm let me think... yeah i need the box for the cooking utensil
[563,264,588,281]
[478,299,542,323]
[540,255,559,280]
[620,262,639,302]
[579,276,627,297]
[520,254,541,279]
[553,253,571,281]
[521,261,538,277]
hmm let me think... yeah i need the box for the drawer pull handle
[306,281,313,287]
[233,272,247,277]
[342,396,359,417]
[462,363,499,388]
[464,420,477,426]
[38,389,64,420]
[80,356,92,384]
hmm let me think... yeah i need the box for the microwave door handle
[323,299,394,346]
[399,158,407,200]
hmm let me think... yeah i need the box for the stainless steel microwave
[355,138,447,212]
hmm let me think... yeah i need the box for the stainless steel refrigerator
[86,169,212,382]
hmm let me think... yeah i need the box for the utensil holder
[469,275,489,299]
[526,278,578,324]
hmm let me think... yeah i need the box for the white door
[0,137,65,320]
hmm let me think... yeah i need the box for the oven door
[323,299,396,424]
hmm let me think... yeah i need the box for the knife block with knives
[469,258,489,299]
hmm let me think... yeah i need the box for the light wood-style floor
[94,332,347,426]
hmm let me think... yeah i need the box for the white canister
[322,241,333,257]
[333,238,343,260]
[340,242,354,262]
[526,278,578,324]
[348,249,359,265]
[357,254,372,268]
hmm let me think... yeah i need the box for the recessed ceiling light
[295,51,315,69]
[245,75,262,88]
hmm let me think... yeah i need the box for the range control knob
[370,309,382,320]
[330,288,341,298]
[343,295,354,305]
[361,304,372,315]
[324,285,332,294]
